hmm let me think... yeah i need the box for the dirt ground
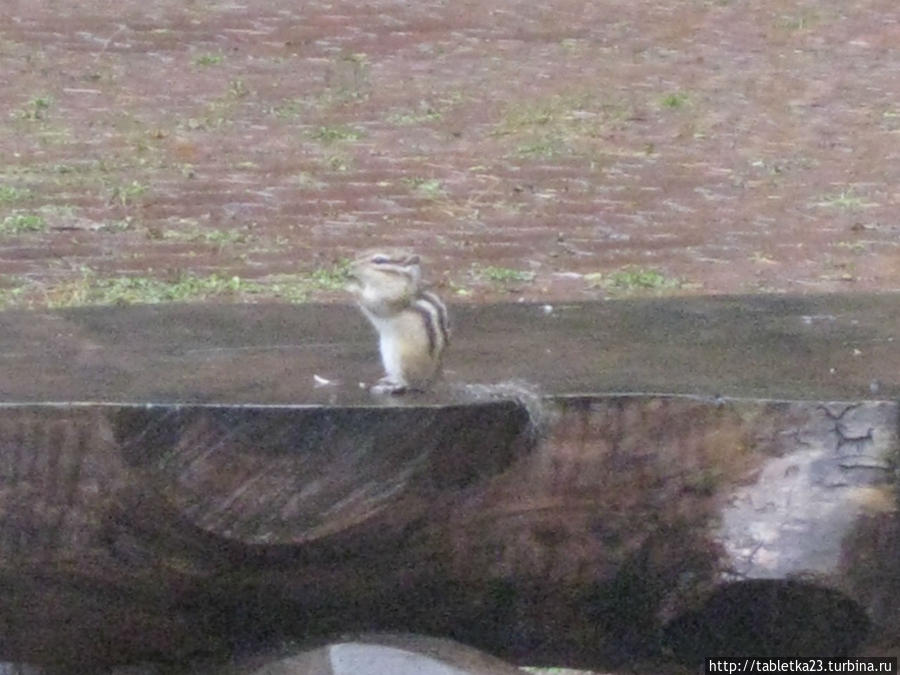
[1,0,898,308]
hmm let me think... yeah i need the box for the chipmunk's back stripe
[420,290,450,344]
[412,301,438,357]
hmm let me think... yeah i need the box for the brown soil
[2,0,899,306]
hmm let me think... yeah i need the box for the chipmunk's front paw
[370,377,409,395]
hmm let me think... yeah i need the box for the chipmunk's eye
[371,254,389,264]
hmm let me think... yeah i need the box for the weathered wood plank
[0,295,897,670]
[0,294,898,404]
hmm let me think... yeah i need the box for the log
[0,295,898,670]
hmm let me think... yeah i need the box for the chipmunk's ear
[406,254,420,265]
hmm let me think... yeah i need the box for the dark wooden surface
[0,296,898,670]
[0,293,899,405]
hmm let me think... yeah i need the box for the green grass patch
[227,79,249,99]
[448,280,472,297]
[404,177,445,198]
[0,212,47,234]
[515,138,565,158]
[9,271,270,308]
[776,9,822,31]
[307,259,352,290]
[498,99,571,131]
[813,189,877,210]
[310,124,365,143]
[271,98,305,119]
[109,180,148,206]
[835,240,867,254]
[18,96,52,120]
[494,91,625,135]
[476,265,536,284]
[659,91,690,109]
[194,52,224,66]
[0,185,31,204]
[0,280,29,309]
[0,264,361,309]
[587,267,684,294]
[161,226,250,246]
[52,272,255,306]
[386,106,442,126]
[493,91,629,159]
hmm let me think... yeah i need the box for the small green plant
[310,125,365,143]
[813,190,875,210]
[587,267,683,294]
[477,266,536,283]
[0,281,28,309]
[448,280,472,297]
[264,277,311,303]
[611,268,676,289]
[19,96,52,120]
[162,227,249,246]
[776,9,821,31]
[0,185,31,204]
[194,52,224,66]
[515,138,562,158]
[494,91,601,136]
[749,251,777,265]
[660,92,689,109]
[492,91,628,161]
[308,259,352,290]
[202,229,248,245]
[109,180,148,206]
[499,103,554,131]
[271,98,305,119]
[386,106,442,126]
[38,204,77,220]
[404,177,445,197]
[835,240,867,254]
[0,212,47,234]
[227,79,249,98]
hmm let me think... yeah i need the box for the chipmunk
[346,249,449,394]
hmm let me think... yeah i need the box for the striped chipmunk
[346,249,450,394]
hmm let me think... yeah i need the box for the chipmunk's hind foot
[370,377,410,395]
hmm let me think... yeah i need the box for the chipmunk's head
[347,248,422,312]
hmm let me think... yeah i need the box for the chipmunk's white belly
[360,310,405,379]
[361,308,434,385]
[371,317,401,379]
